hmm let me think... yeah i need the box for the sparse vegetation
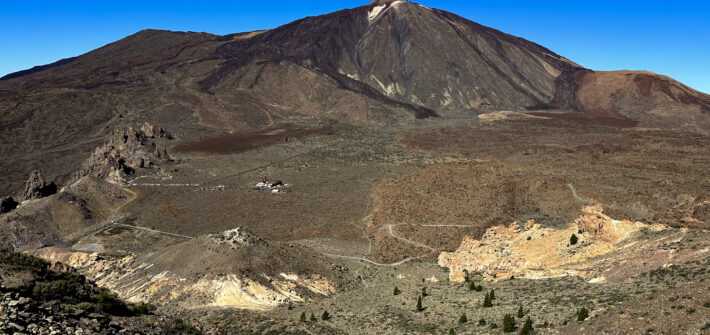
[483,291,493,307]
[503,314,516,332]
[458,313,468,323]
[519,316,533,335]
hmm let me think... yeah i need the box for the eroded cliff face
[439,205,666,282]
[34,227,339,311]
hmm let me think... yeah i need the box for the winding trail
[115,224,193,240]
[567,183,594,205]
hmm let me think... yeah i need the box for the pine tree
[299,312,306,322]
[474,284,483,292]
[576,307,589,321]
[310,313,316,322]
[416,295,423,312]
[483,292,493,307]
[490,289,495,300]
[517,305,524,318]
[503,314,516,332]
[448,329,455,335]
[478,318,487,326]
[393,286,401,296]
[463,270,470,282]
[468,281,476,291]
[421,287,428,297]
[570,233,579,245]
[459,313,468,323]
[519,316,533,335]
[288,302,293,310]
[321,311,330,320]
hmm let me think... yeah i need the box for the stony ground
[3,112,710,334]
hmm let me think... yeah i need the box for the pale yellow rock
[439,205,665,281]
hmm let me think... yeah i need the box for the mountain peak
[367,0,407,7]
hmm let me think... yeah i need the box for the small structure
[253,180,288,193]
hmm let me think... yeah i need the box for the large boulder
[22,170,57,201]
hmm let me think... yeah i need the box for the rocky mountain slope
[1,0,709,196]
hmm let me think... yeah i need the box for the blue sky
[1,1,708,93]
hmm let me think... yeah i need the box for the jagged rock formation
[0,197,18,214]
[141,122,173,139]
[438,205,666,281]
[79,125,171,183]
[22,170,57,201]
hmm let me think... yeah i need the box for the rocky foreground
[0,248,201,334]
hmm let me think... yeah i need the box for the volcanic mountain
[1,0,709,194]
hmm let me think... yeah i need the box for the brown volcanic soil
[1,1,709,199]
[528,111,639,128]
[360,117,710,263]
[172,123,335,155]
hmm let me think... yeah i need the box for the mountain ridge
[0,0,709,195]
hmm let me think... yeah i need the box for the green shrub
[459,314,468,323]
[134,302,157,315]
[503,314,516,332]
[300,312,306,322]
[74,302,98,313]
[166,318,200,335]
[95,288,130,316]
[577,307,589,321]
[570,234,579,245]
[321,311,330,320]
[483,292,493,307]
[393,286,401,296]
[479,318,486,326]
[519,316,533,335]
[490,323,498,329]
[310,313,316,322]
